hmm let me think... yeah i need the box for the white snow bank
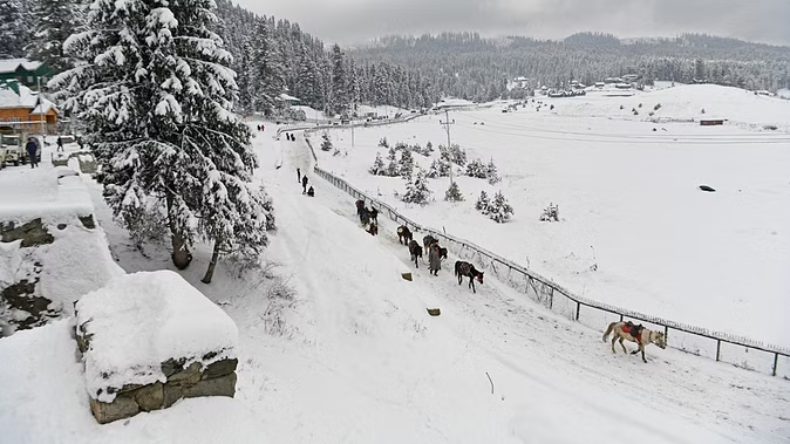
[75,271,238,401]
[0,320,267,444]
[0,166,94,225]
[292,105,326,121]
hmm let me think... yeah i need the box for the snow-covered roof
[0,58,42,74]
[75,271,239,402]
[0,82,56,114]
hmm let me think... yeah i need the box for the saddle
[623,321,644,340]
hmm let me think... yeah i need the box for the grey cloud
[237,0,790,46]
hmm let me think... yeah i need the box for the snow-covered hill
[1,120,788,443]
[309,84,790,348]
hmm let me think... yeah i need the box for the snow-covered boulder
[74,271,239,424]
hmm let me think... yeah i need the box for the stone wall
[76,328,238,424]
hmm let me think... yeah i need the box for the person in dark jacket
[297,167,301,184]
[302,175,308,194]
[428,244,442,276]
[57,136,64,152]
[26,139,38,169]
[307,186,314,197]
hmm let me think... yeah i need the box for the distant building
[277,93,301,106]
[0,80,58,132]
[0,59,54,89]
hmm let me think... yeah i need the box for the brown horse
[455,261,483,293]
[423,235,438,251]
[397,225,413,245]
[602,321,667,364]
[408,240,423,268]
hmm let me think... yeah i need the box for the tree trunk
[201,241,221,284]
[171,232,192,270]
[167,194,192,270]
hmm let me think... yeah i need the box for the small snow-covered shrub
[379,137,389,148]
[369,152,385,175]
[540,203,560,222]
[475,191,490,214]
[465,159,487,178]
[401,167,432,206]
[486,159,500,184]
[399,149,414,178]
[320,132,333,151]
[386,147,400,177]
[487,191,514,223]
[444,181,464,202]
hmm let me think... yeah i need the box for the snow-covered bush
[378,137,389,148]
[427,157,450,178]
[284,108,306,121]
[422,141,434,156]
[401,167,432,206]
[320,132,333,151]
[465,159,487,178]
[386,147,400,177]
[488,191,514,223]
[445,181,464,202]
[540,203,560,222]
[475,191,490,214]
[486,159,500,184]
[369,152,385,175]
[399,149,414,178]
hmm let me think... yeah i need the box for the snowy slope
[308,86,790,349]
[2,122,788,443]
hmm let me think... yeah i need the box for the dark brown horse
[397,225,413,245]
[455,261,484,293]
[408,240,423,268]
[367,222,378,236]
[423,235,438,251]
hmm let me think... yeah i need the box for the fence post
[773,353,779,377]
[575,301,580,321]
[664,325,669,345]
[549,287,554,310]
[619,314,623,322]
[716,340,722,362]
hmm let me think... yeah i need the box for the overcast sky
[236,0,790,47]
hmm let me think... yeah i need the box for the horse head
[651,331,667,349]
[476,271,484,284]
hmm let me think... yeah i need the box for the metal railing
[313,166,790,377]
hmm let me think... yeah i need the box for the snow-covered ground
[309,84,790,349]
[2,118,789,443]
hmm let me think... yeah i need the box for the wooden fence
[313,166,790,377]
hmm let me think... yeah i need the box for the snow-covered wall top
[75,271,238,402]
[0,168,94,226]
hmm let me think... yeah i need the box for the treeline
[215,0,435,116]
[351,32,790,101]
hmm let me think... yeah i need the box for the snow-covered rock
[75,271,239,423]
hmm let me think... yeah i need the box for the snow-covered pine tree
[486,158,500,184]
[320,132,333,151]
[295,42,320,106]
[251,18,286,117]
[378,137,389,148]
[475,191,490,213]
[27,0,84,72]
[402,167,431,206]
[465,159,486,178]
[386,146,399,177]
[449,144,467,166]
[330,44,348,115]
[368,152,385,175]
[422,141,434,156]
[235,41,256,114]
[398,149,414,178]
[444,181,464,202]
[0,0,26,58]
[52,0,271,274]
[488,191,514,223]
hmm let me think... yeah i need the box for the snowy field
[308,84,790,349]
[2,122,789,443]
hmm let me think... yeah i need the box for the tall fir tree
[52,0,272,274]
[402,167,432,206]
[27,0,84,72]
[251,18,286,116]
[0,0,26,58]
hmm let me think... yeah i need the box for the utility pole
[440,108,454,184]
[37,76,45,142]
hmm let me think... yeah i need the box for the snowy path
[239,129,790,443]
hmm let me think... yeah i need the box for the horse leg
[470,277,476,293]
[611,336,617,354]
[619,337,628,354]
[641,345,647,364]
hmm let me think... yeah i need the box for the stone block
[90,396,139,425]
[202,358,238,379]
[132,382,164,411]
[163,372,237,409]
[168,361,202,384]
[79,215,96,229]
[1,218,54,247]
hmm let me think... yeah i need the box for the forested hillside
[215,0,435,116]
[351,32,790,102]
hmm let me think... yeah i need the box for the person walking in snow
[307,186,314,197]
[428,244,442,276]
[302,175,308,194]
[56,136,64,152]
[26,138,38,169]
[297,167,301,184]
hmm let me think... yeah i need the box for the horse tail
[602,322,617,342]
